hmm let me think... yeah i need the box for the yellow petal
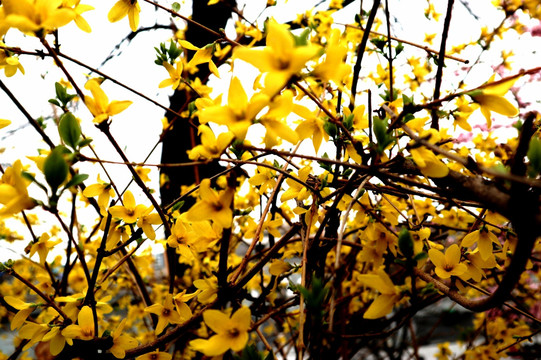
[228,77,248,114]
[445,244,461,264]
[475,94,518,117]
[202,309,230,334]
[461,230,479,248]
[363,294,399,319]
[108,0,130,23]
[230,307,251,331]
[428,248,445,269]
[107,100,132,116]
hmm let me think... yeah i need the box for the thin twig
[431,0,455,130]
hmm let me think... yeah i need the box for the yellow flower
[258,90,299,148]
[167,216,195,260]
[280,166,312,202]
[158,61,183,90]
[313,28,350,85]
[410,146,449,178]
[198,77,269,140]
[135,351,172,360]
[245,214,282,241]
[42,326,70,356]
[452,96,478,131]
[233,19,320,95]
[135,166,151,183]
[460,251,499,282]
[0,43,25,77]
[82,174,115,216]
[0,160,36,217]
[108,0,141,32]
[190,307,251,356]
[84,78,132,124]
[409,129,449,178]
[18,322,50,351]
[109,190,147,224]
[193,276,218,304]
[4,296,35,330]
[187,125,234,161]
[461,228,499,261]
[2,0,76,35]
[173,290,197,322]
[428,244,467,279]
[469,76,519,128]
[61,305,95,340]
[109,319,138,359]
[137,206,162,240]
[357,268,401,319]
[63,0,93,33]
[144,294,183,335]
[0,7,9,38]
[294,105,328,152]
[269,259,292,276]
[186,178,234,229]
[248,162,276,194]
[178,40,220,78]
[28,232,62,265]
[0,119,11,129]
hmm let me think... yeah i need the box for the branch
[431,0,455,130]
[350,0,381,108]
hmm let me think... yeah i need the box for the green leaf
[395,42,404,57]
[64,173,88,189]
[318,152,332,172]
[513,120,523,132]
[230,139,245,159]
[78,138,93,148]
[58,112,81,149]
[402,93,414,106]
[171,200,185,212]
[403,113,415,123]
[323,121,338,138]
[172,2,180,12]
[527,137,541,176]
[370,38,387,52]
[48,99,61,107]
[373,117,394,154]
[294,28,311,47]
[43,146,70,192]
[343,114,354,131]
[21,171,48,192]
[342,168,353,178]
[55,82,67,101]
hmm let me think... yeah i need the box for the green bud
[58,112,81,149]
[398,228,414,258]
[43,146,69,192]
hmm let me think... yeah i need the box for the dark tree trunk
[159,0,235,292]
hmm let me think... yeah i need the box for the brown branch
[431,0,455,130]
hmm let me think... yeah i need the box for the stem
[229,144,300,284]
[430,0,455,130]
[8,268,70,321]
[328,176,370,331]
[53,210,91,289]
[350,0,381,109]
[384,0,393,101]
[0,79,55,148]
[97,123,171,235]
